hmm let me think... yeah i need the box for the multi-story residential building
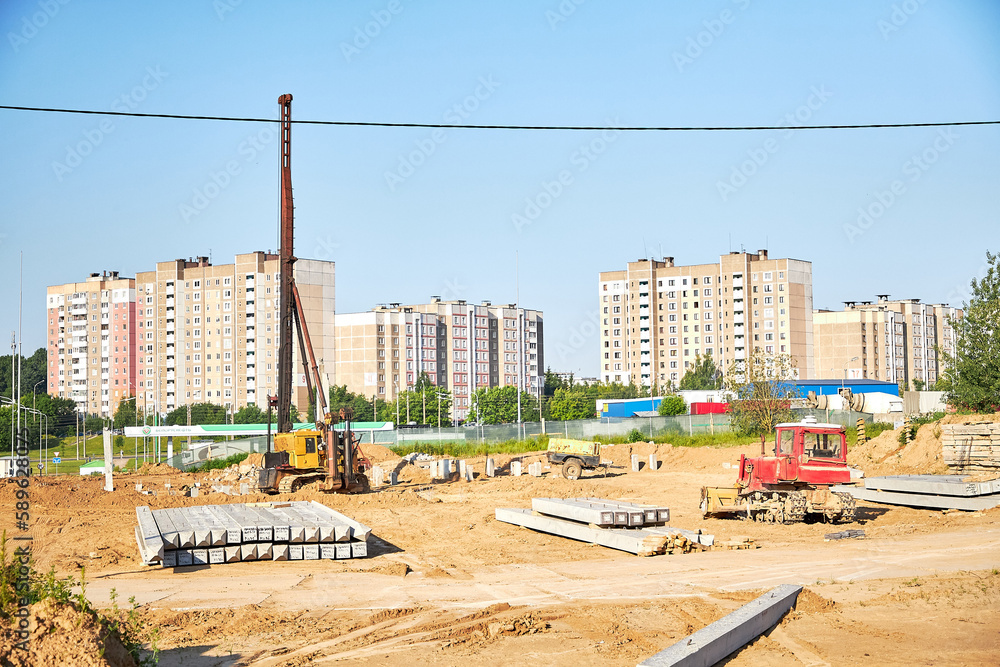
[47,252,335,419]
[334,298,543,421]
[813,295,961,387]
[598,250,814,387]
[46,271,137,417]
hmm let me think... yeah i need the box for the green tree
[113,396,137,430]
[165,402,227,426]
[393,380,452,426]
[234,404,267,424]
[912,379,925,392]
[657,394,687,416]
[724,347,798,436]
[0,347,47,401]
[679,353,720,390]
[469,386,540,424]
[544,367,569,397]
[84,414,104,434]
[941,251,1000,412]
[548,387,596,420]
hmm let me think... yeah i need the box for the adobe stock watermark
[384,75,501,192]
[51,66,169,182]
[842,128,958,243]
[878,0,930,40]
[545,0,586,30]
[553,309,601,362]
[341,0,405,62]
[213,0,243,21]
[312,235,340,261]
[717,84,833,202]
[7,0,70,53]
[673,0,751,73]
[511,120,621,233]
[178,127,275,222]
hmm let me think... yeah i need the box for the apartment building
[598,250,814,388]
[45,271,137,417]
[47,252,334,419]
[334,298,543,421]
[813,295,961,387]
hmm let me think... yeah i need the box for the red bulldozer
[701,416,856,524]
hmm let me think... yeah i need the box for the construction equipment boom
[257,93,368,495]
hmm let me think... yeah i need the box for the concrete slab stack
[497,497,709,557]
[134,500,372,568]
[942,423,1000,472]
[835,474,1000,511]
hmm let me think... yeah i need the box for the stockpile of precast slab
[134,500,371,567]
[496,497,713,557]
[837,474,1000,511]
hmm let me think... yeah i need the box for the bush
[188,452,249,473]
[625,428,646,443]
[657,395,687,416]
[867,422,895,439]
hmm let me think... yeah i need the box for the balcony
[165,285,174,295]
[167,371,175,381]
[166,334,175,344]
[734,325,745,336]
[246,341,255,353]
[735,349,746,360]
[166,297,174,307]
[734,313,745,324]
[246,380,256,391]
[732,277,744,288]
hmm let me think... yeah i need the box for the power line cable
[0,104,998,131]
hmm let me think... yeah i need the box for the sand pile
[131,462,178,475]
[848,423,948,476]
[205,453,264,484]
[0,599,136,667]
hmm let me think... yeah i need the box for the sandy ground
[3,426,1000,666]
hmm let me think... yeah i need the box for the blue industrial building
[794,379,899,397]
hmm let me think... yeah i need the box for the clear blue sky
[1,1,997,378]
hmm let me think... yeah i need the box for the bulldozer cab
[273,429,323,469]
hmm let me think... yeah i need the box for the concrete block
[464,462,474,482]
[303,544,320,560]
[351,541,368,558]
[853,487,1000,511]
[272,544,289,561]
[189,487,199,498]
[496,508,659,556]
[191,549,209,566]
[649,454,658,472]
[240,544,257,561]
[631,454,640,472]
[390,470,398,485]
[511,460,522,477]
[135,506,165,563]
[288,544,304,560]
[320,544,337,559]
[242,526,259,542]
[256,543,273,560]
[442,459,452,478]
[162,550,177,568]
[240,483,249,495]
[176,550,194,567]
[135,483,143,492]
[486,458,496,478]
[372,466,384,488]
[639,585,801,666]
[209,548,225,564]
[335,543,352,559]
[528,462,542,477]
[224,546,241,563]
[273,525,290,542]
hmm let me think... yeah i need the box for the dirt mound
[599,441,753,472]
[131,462,178,475]
[0,599,136,667]
[361,444,402,464]
[848,423,948,476]
[939,412,1000,425]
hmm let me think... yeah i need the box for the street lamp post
[32,379,44,413]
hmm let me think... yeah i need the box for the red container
[691,402,729,415]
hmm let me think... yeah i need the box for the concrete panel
[351,541,368,558]
[865,475,998,497]
[288,544,304,560]
[496,508,654,556]
[272,544,289,561]
[335,543,352,559]
[303,544,320,560]
[854,488,1000,511]
[639,584,802,667]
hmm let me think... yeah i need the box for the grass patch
[388,436,550,458]
[594,431,759,448]
[0,532,159,665]
[188,452,249,473]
